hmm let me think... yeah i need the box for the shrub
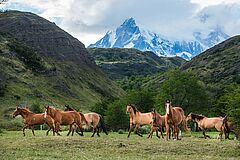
[118,129,124,134]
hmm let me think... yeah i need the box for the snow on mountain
[88,18,229,60]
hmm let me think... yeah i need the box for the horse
[148,109,165,139]
[165,100,189,140]
[186,113,228,140]
[126,104,153,138]
[64,105,108,137]
[44,106,86,136]
[12,106,56,136]
[223,117,238,139]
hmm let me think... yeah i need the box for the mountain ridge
[88,17,230,60]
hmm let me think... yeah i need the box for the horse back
[25,113,46,125]
[84,112,100,124]
[201,117,223,131]
[60,111,80,125]
[138,112,153,125]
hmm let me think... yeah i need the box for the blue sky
[1,0,240,46]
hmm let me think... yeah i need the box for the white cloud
[1,0,240,45]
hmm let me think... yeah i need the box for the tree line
[91,69,240,136]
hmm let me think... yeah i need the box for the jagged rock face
[0,11,95,67]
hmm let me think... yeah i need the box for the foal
[12,107,56,136]
[148,109,165,139]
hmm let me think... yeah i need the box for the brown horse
[126,104,153,138]
[64,105,108,137]
[44,106,85,136]
[186,113,227,139]
[165,100,189,140]
[12,107,56,136]
[148,109,165,139]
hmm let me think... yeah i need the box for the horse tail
[78,112,89,126]
[182,115,190,132]
[99,115,108,135]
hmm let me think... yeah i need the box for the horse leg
[127,124,135,138]
[76,124,84,136]
[22,125,28,136]
[156,128,160,139]
[135,124,143,137]
[166,124,170,140]
[67,124,73,136]
[91,128,97,137]
[31,126,35,136]
[219,130,223,140]
[160,127,164,139]
[148,127,154,138]
[203,130,210,139]
[97,127,100,137]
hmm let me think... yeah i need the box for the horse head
[165,100,172,115]
[186,113,193,122]
[126,104,138,114]
[12,106,21,118]
[64,105,74,111]
[44,106,52,117]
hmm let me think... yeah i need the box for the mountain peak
[121,17,136,27]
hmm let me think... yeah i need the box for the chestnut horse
[148,109,165,139]
[165,100,189,140]
[126,104,153,138]
[12,107,56,136]
[44,106,86,136]
[64,105,108,137]
[186,113,227,139]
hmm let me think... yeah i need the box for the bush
[118,129,124,134]
[138,126,150,134]
[105,99,129,131]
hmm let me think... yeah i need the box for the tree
[125,89,155,112]
[214,84,240,138]
[105,100,129,131]
[156,69,210,114]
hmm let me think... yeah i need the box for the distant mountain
[88,48,186,80]
[0,10,124,113]
[88,18,230,60]
[181,35,240,84]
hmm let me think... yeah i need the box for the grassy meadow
[0,130,240,160]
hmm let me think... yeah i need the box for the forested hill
[88,48,186,80]
[181,35,240,85]
[0,10,124,115]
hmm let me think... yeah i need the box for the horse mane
[129,104,139,114]
[21,107,33,114]
[191,113,205,121]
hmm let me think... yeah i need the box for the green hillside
[181,36,240,85]
[0,11,124,129]
[88,48,186,80]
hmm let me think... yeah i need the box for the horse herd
[12,100,235,140]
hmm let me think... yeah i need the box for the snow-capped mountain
[88,18,229,60]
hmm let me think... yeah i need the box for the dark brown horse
[64,105,108,137]
[126,104,153,138]
[44,106,85,136]
[12,107,56,136]
[165,100,189,140]
[148,109,165,139]
[186,113,228,139]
